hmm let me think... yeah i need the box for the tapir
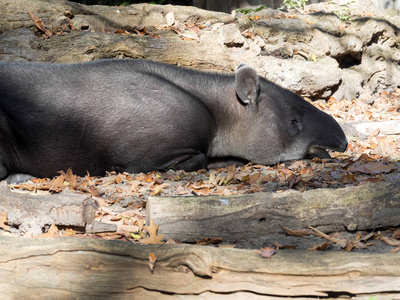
[0,59,347,181]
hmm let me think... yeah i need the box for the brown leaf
[226,165,236,184]
[248,171,261,184]
[381,235,400,246]
[151,183,169,196]
[309,226,347,247]
[62,227,76,237]
[360,231,380,241]
[115,28,130,35]
[0,211,10,230]
[304,18,314,25]
[344,240,367,251]
[255,247,276,258]
[391,246,400,254]
[189,183,212,196]
[141,220,164,244]
[308,242,332,251]
[392,230,400,239]
[196,237,223,245]
[149,252,156,272]
[35,223,59,238]
[28,11,52,37]
[281,226,313,237]
[347,161,395,174]
[238,174,251,183]
[63,168,78,189]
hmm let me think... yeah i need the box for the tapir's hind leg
[0,132,20,182]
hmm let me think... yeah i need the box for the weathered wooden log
[146,180,400,242]
[0,184,99,236]
[0,236,399,298]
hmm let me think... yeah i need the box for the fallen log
[0,183,101,236]
[0,236,399,298]
[146,179,400,242]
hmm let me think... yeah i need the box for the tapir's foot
[164,153,208,172]
[306,146,331,159]
[4,173,34,184]
[207,156,249,169]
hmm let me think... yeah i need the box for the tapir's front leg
[162,153,208,172]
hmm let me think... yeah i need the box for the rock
[0,29,46,62]
[217,23,246,47]
[0,0,400,101]
[256,56,341,99]
[332,69,363,100]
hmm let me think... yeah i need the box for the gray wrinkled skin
[0,59,347,181]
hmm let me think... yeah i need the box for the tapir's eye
[289,118,302,134]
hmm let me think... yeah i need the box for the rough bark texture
[1,236,399,298]
[147,179,400,242]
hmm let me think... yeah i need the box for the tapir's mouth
[306,146,331,159]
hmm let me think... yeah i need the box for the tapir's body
[0,59,347,180]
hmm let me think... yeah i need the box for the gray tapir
[0,59,347,181]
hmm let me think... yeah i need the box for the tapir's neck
[138,61,246,158]
[166,69,245,158]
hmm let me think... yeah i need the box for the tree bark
[146,179,400,242]
[0,236,399,298]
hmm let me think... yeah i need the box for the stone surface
[0,0,400,100]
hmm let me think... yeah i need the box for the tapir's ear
[235,64,259,105]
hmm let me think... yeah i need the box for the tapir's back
[0,60,214,177]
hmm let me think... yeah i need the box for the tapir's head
[233,64,348,164]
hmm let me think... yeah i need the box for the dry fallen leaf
[141,220,164,244]
[391,245,400,254]
[255,247,276,258]
[308,242,332,251]
[179,30,199,41]
[392,229,400,239]
[309,226,347,248]
[35,223,59,238]
[347,161,395,174]
[344,240,367,251]
[196,237,223,245]
[149,252,156,272]
[28,11,52,37]
[381,235,400,246]
[281,226,313,237]
[62,227,76,237]
[0,211,10,230]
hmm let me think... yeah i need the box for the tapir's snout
[306,112,348,159]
